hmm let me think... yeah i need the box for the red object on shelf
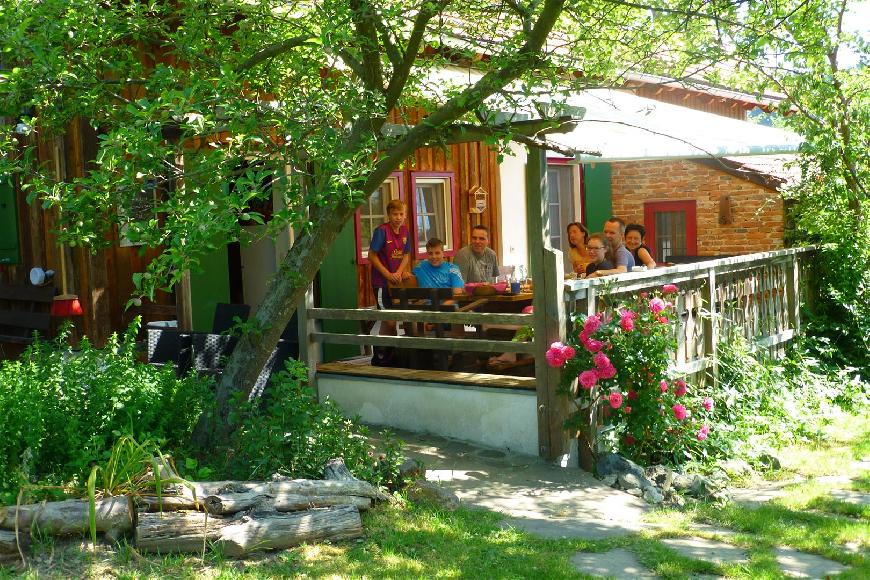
[51,295,83,316]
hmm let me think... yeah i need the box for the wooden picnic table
[455,291,533,313]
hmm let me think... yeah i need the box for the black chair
[390,287,469,371]
[190,332,237,376]
[145,327,193,376]
[212,303,251,334]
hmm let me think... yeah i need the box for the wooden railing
[563,247,815,380]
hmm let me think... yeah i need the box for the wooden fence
[302,246,815,458]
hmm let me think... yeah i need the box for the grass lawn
[1,412,867,579]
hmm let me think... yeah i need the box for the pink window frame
[409,171,459,260]
[354,171,405,265]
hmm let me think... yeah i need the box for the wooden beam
[316,362,536,390]
[311,332,536,354]
[309,307,531,326]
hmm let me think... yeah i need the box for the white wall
[498,143,529,274]
[319,374,539,456]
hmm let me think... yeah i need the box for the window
[644,201,697,261]
[354,173,403,264]
[410,172,458,257]
[546,161,581,251]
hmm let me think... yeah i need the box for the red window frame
[643,200,698,259]
[354,171,405,265]
[409,171,459,260]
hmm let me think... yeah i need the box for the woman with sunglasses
[585,233,615,277]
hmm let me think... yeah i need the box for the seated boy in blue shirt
[412,238,464,295]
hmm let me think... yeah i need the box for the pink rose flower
[673,379,687,397]
[640,292,648,299]
[662,284,678,294]
[560,344,576,360]
[620,316,635,332]
[656,316,669,324]
[627,390,638,401]
[702,396,714,412]
[593,352,611,369]
[697,424,710,441]
[649,298,666,313]
[609,392,623,409]
[545,343,567,367]
[659,379,668,393]
[583,314,602,334]
[624,434,636,446]
[672,404,687,421]
[598,364,617,379]
[624,405,632,414]
[578,370,598,389]
[583,337,604,353]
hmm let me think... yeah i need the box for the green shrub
[0,322,209,503]
[229,359,405,488]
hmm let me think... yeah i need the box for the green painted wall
[189,246,230,331]
[0,177,20,265]
[583,163,612,233]
[319,222,361,361]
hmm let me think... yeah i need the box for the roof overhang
[545,89,803,163]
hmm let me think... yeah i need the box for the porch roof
[547,89,803,163]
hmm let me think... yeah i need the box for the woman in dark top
[585,233,615,276]
[625,223,656,269]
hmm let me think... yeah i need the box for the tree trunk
[136,505,363,556]
[191,479,389,502]
[203,492,370,515]
[197,201,358,447]
[323,457,357,481]
[0,497,133,538]
[0,529,29,560]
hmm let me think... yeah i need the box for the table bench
[0,283,55,344]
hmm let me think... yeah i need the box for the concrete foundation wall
[318,374,539,456]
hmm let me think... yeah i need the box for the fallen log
[0,497,133,539]
[203,492,371,515]
[136,505,363,556]
[0,529,29,556]
[135,495,202,513]
[188,479,389,503]
[324,458,357,481]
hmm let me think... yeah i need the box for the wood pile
[0,459,387,562]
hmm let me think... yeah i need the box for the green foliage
[710,333,867,466]
[555,286,715,467]
[229,359,405,488]
[0,322,209,504]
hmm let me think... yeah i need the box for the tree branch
[349,0,385,93]
[235,35,314,73]
[384,0,451,111]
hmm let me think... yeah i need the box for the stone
[618,472,644,490]
[570,548,657,579]
[645,465,674,492]
[597,473,618,487]
[757,453,781,470]
[719,459,753,478]
[398,457,424,480]
[672,472,698,491]
[773,546,849,578]
[661,537,749,565]
[597,453,646,480]
[407,480,460,510]
[626,487,643,497]
[643,487,664,504]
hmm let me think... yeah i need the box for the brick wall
[608,159,784,257]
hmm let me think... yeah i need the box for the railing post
[704,268,719,388]
[297,283,320,395]
[785,252,801,337]
[526,145,569,461]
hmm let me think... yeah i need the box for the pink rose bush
[555,284,716,466]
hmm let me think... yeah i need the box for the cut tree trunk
[0,497,133,538]
[0,529,29,558]
[324,458,356,481]
[188,479,389,503]
[136,505,363,556]
[203,492,371,515]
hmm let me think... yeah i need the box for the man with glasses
[587,217,635,278]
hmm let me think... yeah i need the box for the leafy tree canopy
[2,0,860,442]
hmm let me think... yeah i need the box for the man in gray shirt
[588,217,636,278]
[453,225,499,283]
